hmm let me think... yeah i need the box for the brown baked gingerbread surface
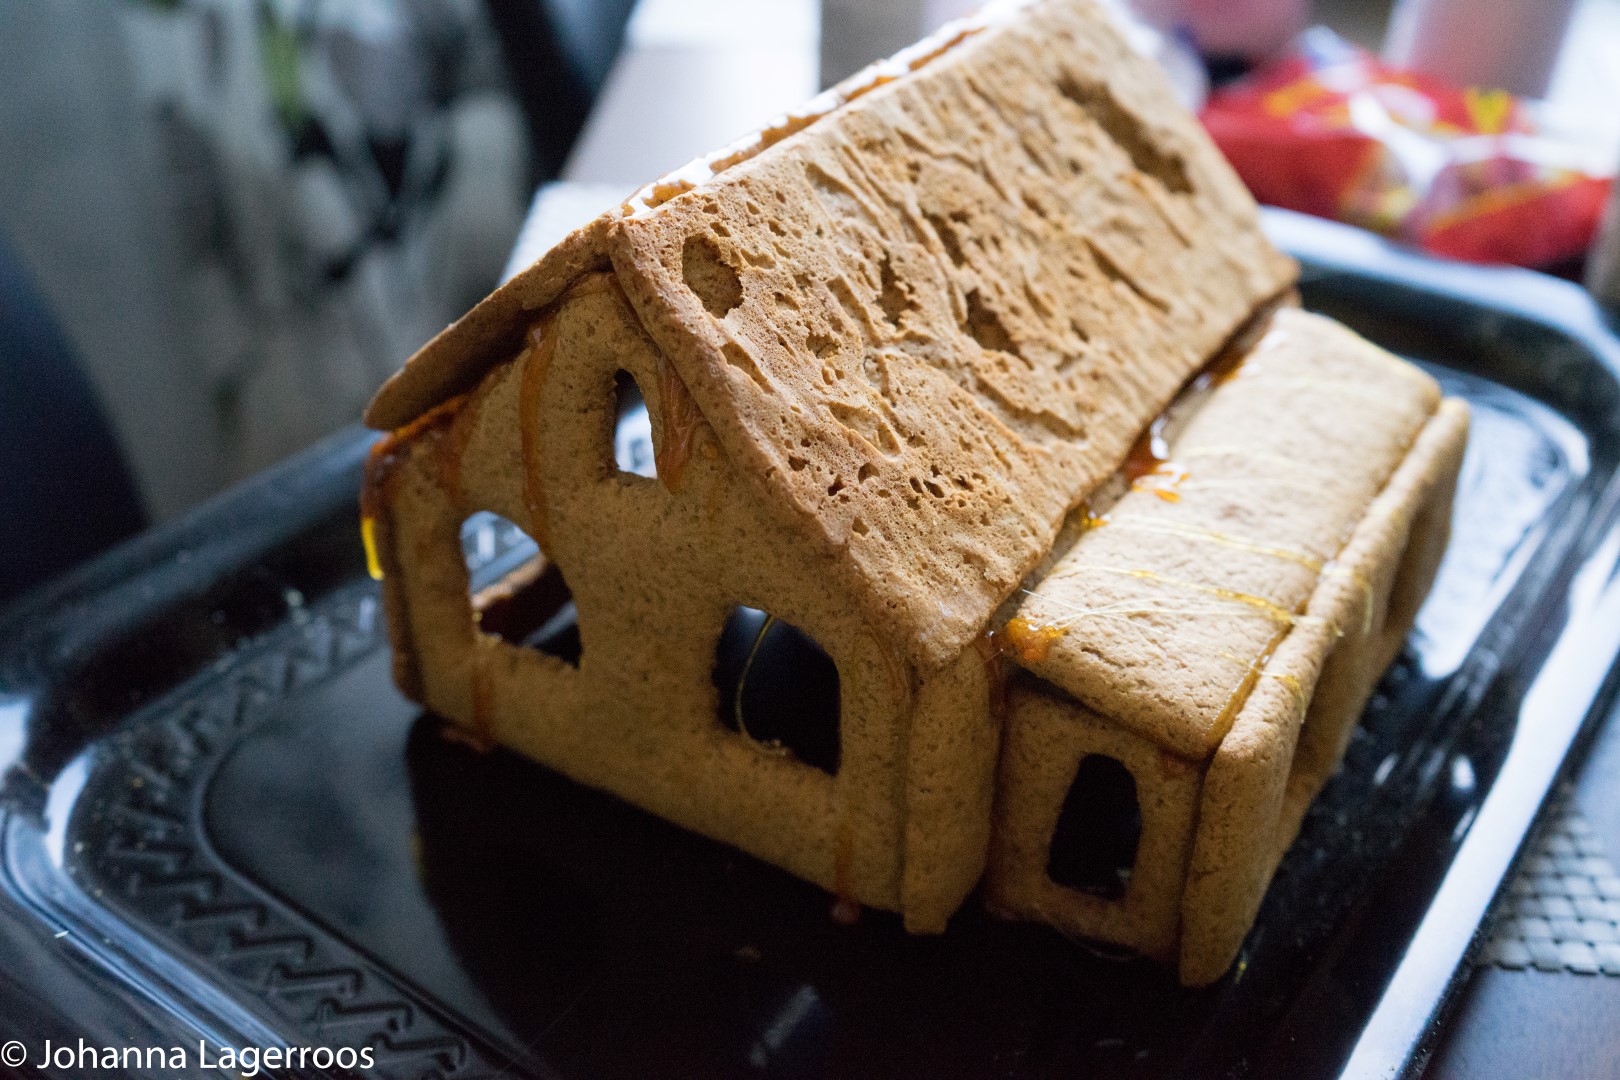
[359,0,1465,986]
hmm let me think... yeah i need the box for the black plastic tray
[4,209,1620,1080]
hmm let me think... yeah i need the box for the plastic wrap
[1202,29,1614,269]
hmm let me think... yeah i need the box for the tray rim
[1265,209,1620,1079]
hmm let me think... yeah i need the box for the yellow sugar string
[1323,561,1377,634]
[1033,593,1276,624]
[1214,628,1287,730]
[1044,563,1297,624]
[1177,444,1333,475]
[734,615,790,756]
[1024,594,1284,649]
[1265,671,1308,711]
[1102,516,1326,571]
[1168,475,1340,499]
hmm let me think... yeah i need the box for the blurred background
[1,0,1617,604]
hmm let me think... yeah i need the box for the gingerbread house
[359,0,1467,986]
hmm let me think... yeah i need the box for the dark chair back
[0,233,147,607]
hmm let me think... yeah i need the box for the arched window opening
[613,370,656,479]
[1046,754,1142,900]
[463,512,580,666]
[712,606,840,775]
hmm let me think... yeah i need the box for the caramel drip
[1193,344,1249,391]
[1266,671,1307,711]
[1129,293,1291,473]
[1200,605,1314,740]
[1212,625,1290,735]
[380,392,471,455]
[361,516,383,581]
[999,616,1066,664]
[1323,560,1376,635]
[1120,415,1171,483]
[1108,290,1291,504]
[1132,468,1188,503]
[654,352,708,493]
[1088,244,1289,511]
[1121,415,1189,503]
[1192,286,1291,390]
[518,314,558,551]
[1102,289,1282,504]
[359,391,469,523]
[1189,321,1260,394]
[830,814,861,924]
[974,617,1062,697]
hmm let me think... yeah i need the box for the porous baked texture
[984,310,1470,985]
[368,0,1296,674]
[1010,309,1442,758]
[360,0,1465,983]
